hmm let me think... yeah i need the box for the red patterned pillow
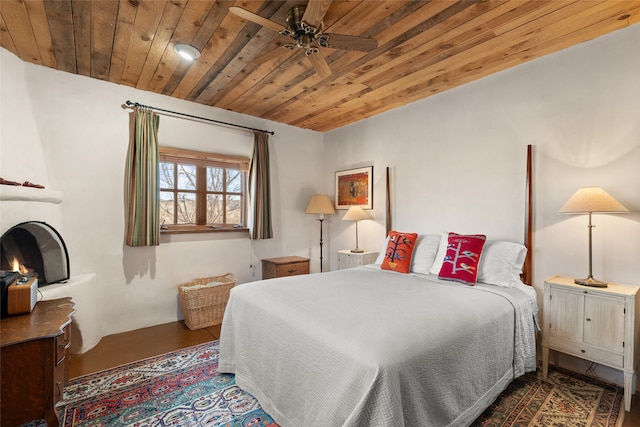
[438,233,487,284]
[381,231,418,274]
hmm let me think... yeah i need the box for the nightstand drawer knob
[287,268,297,273]
[586,318,591,322]
[581,349,586,353]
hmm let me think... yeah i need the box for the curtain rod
[125,100,275,135]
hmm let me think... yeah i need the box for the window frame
[158,147,250,234]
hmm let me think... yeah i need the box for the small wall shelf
[0,186,63,204]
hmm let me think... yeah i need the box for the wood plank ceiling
[1,0,639,132]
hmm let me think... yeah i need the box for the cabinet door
[337,252,349,270]
[549,286,584,341]
[584,295,625,352]
[348,254,361,268]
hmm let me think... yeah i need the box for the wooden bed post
[522,145,533,286]
[386,167,391,236]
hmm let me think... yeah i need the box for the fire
[11,257,29,275]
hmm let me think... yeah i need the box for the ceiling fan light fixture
[174,44,200,61]
[297,34,312,49]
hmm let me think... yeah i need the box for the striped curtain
[248,131,273,239]
[124,108,160,246]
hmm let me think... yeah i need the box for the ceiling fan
[229,1,378,78]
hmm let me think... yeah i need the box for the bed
[219,149,537,427]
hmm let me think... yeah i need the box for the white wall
[0,51,62,232]
[324,24,640,386]
[0,49,325,344]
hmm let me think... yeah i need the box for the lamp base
[351,248,364,253]
[574,277,608,288]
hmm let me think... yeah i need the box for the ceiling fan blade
[229,7,285,33]
[306,51,331,78]
[302,0,332,28]
[322,33,378,52]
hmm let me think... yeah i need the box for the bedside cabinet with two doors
[337,250,379,270]
[542,275,640,412]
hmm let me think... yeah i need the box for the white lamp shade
[306,194,335,215]
[559,187,628,214]
[342,205,369,221]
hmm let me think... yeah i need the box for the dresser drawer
[549,335,623,368]
[274,261,309,277]
[262,256,310,279]
[55,329,69,365]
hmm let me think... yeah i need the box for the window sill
[160,225,249,234]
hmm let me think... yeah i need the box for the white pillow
[374,236,390,264]
[477,240,527,287]
[411,234,441,274]
[429,231,450,274]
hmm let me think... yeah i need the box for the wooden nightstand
[542,275,640,412]
[262,256,310,279]
[337,250,379,270]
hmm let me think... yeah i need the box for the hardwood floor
[69,321,640,426]
[69,321,219,378]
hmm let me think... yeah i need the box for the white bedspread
[219,266,537,427]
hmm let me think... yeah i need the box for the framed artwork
[335,166,373,209]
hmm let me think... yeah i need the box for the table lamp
[306,194,335,272]
[559,186,628,287]
[342,206,369,253]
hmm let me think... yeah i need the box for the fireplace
[0,221,69,286]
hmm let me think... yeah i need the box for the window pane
[160,191,174,225]
[206,194,223,224]
[177,164,196,190]
[207,167,224,192]
[176,192,196,224]
[226,195,242,225]
[159,162,175,189]
[159,148,248,231]
[226,169,242,193]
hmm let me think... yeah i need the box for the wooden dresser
[262,256,310,279]
[1,297,75,427]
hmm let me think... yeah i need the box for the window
[158,147,249,233]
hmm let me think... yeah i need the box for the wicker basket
[177,273,236,330]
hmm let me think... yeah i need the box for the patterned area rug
[57,341,277,427]
[57,341,624,427]
[473,366,624,427]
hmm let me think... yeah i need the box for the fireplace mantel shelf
[0,185,63,203]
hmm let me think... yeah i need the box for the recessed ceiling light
[174,44,201,61]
